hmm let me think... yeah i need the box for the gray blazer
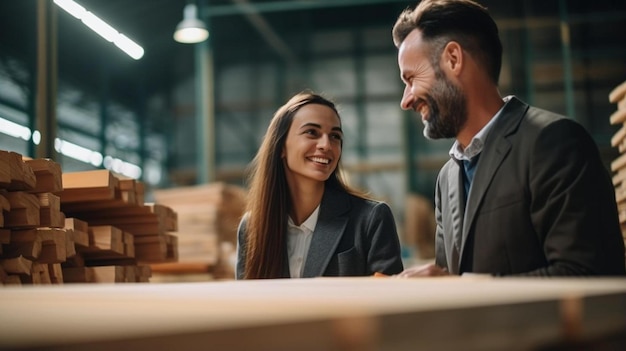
[436,96,626,276]
[236,187,404,278]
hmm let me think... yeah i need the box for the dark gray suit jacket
[236,187,404,279]
[436,96,626,276]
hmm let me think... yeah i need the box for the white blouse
[286,205,320,278]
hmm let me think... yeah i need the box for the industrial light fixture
[52,0,144,60]
[173,4,209,44]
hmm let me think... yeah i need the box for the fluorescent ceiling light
[53,0,144,60]
[0,116,32,140]
[174,4,209,44]
[52,0,85,19]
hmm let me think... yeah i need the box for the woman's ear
[441,41,463,76]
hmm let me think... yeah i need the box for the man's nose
[400,86,414,110]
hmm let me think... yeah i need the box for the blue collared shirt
[448,96,511,194]
[450,99,509,161]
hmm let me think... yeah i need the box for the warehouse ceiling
[0,0,625,110]
[0,0,414,109]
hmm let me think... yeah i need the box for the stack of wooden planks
[0,149,177,285]
[60,169,179,281]
[152,182,246,280]
[608,80,626,268]
[0,150,69,284]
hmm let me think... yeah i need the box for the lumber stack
[152,182,246,280]
[608,80,626,268]
[0,150,70,285]
[60,169,179,271]
[0,150,175,284]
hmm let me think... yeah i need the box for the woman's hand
[395,263,449,277]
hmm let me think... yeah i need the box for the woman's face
[282,103,343,185]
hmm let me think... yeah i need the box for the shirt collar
[449,96,511,161]
[287,204,320,232]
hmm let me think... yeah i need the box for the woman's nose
[317,135,331,150]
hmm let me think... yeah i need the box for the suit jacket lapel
[447,159,464,274]
[301,188,349,278]
[458,97,528,271]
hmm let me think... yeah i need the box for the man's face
[398,30,467,139]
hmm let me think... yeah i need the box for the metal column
[34,0,57,159]
[195,1,215,184]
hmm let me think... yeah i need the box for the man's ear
[441,41,463,76]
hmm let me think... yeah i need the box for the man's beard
[421,73,467,140]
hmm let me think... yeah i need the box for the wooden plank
[134,235,168,263]
[0,192,8,228]
[620,139,626,153]
[66,203,177,236]
[3,192,40,228]
[619,96,626,110]
[124,231,134,257]
[62,253,85,268]
[24,158,63,193]
[609,80,626,103]
[64,217,88,233]
[135,181,145,206]
[137,264,152,282]
[0,151,11,186]
[38,193,64,228]
[4,229,42,259]
[0,191,10,211]
[40,207,65,228]
[616,188,626,204]
[78,226,132,264]
[61,169,119,189]
[37,192,60,209]
[150,262,212,274]
[1,255,33,274]
[611,125,626,147]
[64,229,76,258]
[60,170,118,203]
[2,275,22,285]
[0,265,7,283]
[153,183,245,264]
[0,279,626,350]
[118,179,137,205]
[62,266,94,283]
[4,151,36,191]
[610,108,626,125]
[611,152,626,172]
[30,262,51,285]
[88,225,124,254]
[64,217,90,249]
[37,228,68,264]
[93,266,125,283]
[0,228,10,244]
[48,263,64,284]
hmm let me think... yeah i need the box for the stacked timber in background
[152,183,246,280]
[608,80,626,268]
[0,149,179,285]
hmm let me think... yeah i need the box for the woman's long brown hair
[243,91,363,279]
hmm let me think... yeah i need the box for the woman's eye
[331,133,343,141]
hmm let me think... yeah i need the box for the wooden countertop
[1,277,625,351]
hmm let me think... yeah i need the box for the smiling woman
[236,91,404,279]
